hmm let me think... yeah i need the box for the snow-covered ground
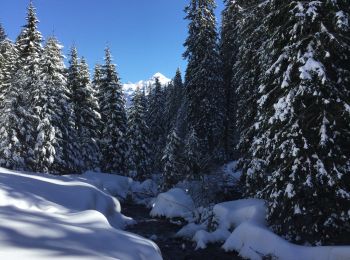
[0,167,162,260]
[1,163,349,260]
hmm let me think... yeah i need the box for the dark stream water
[122,203,243,260]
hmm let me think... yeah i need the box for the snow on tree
[0,23,6,43]
[146,77,166,171]
[246,0,350,244]
[220,0,242,159]
[0,40,21,168]
[99,47,128,174]
[6,2,43,170]
[29,37,65,173]
[162,128,183,191]
[127,87,152,180]
[76,58,101,170]
[164,68,184,133]
[36,37,82,174]
[93,63,103,90]
[231,0,269,175]
[67,49,101,172]
[183,0,224,171]
[184,127,203,179]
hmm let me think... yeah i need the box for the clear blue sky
[0,0,224,82]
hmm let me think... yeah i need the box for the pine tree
[233,0,269,176]
[99,47,128,174]
[127,87,152,180]
[37,37,80,174]
[183,0,224,173]
[0,40,20,168]
[162,129,183,190]
[30,37,64,173]
[220,0,241,159]
[164,69,184,132]
[0,23,6,43]
[246,0,350,244]
[147,77,166,171]
[66,47,85,172]
[6,2,43,170]
[76,58,101,170]
[184,128,202,179]
[93,64,103,90]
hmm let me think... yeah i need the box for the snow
[193,229,231,249]
[299,44,326,84]
[0,167,162,260]
[176,223,206,239]
[174,197,350,259]
[123,72,171,105]
[131,179,158,206]
[213,199,267,230]
[78,171,133,200]
[150,188,195,219]
[223,222,350,260]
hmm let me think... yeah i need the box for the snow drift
[0,167,162,260]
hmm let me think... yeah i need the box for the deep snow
[0,167,162,260]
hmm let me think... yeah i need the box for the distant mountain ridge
[123,72,171,105]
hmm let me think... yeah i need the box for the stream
[122,203,243,260]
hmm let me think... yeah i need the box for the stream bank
[122,203,243,260]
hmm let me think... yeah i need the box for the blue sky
[0,0,224,82]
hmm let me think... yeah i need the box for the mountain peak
[123,72,171,106]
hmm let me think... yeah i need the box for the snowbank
[213,199,266,229]
[0,168,162,260]
[78,171,133,200]
[150,188,195,219]
[176,197,350,259]
[223,222,350,260]
[131,179,158,206]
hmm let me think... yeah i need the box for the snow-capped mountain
[123,72,171,105]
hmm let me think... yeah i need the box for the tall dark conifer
[0,40,19,168]
[162,129,183,190]
[183,0,224,174]
[127,87,152,180]
[99,48,128,174]
[9,2,43,169]
[246,0,350,244]
[147,77,166,171]
[220,0,241,159]
[0,23,6,43]
[77,58,101,170]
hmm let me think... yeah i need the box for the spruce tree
[0,23,6,43]
[147,77,166,171]
[99,47,128,174]
[162,129,183,190]
[164,69,183,132]
[76,58,101,170]
[220,0,241,159]
[66,47,85,172]
[233,0,269,176]
[7,2,43,170]
[183,0,224,173]
[31,37,65,173]
[247,0,350,244]
[184,128,202,179]
[93,64,103,90]
[0,40,20,168]
[37,37,80,174]
[127,87,152,180]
